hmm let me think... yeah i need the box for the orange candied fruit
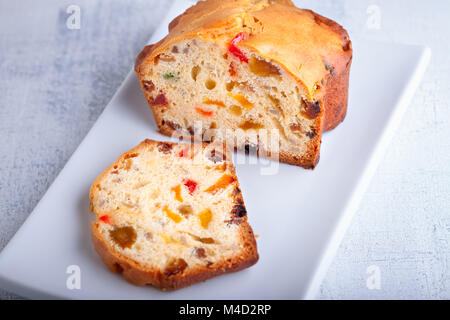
[171,184,183,202]
[198,208,213,229]
[195,106,214,117]
[227,93,253,109]
[238,120,264,131]
[163,205,183,223]
[202,98,226,108]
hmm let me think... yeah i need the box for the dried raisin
[178,204,193,217]
[151,92,168,106]
[207,149,225,163]
[164,258,188,278]
[142,80,155,92]
[157,142,172,154]
[302,100,321,119]
[165,120,182,131]
[231,204,247,218]
[194,247,206,259]
[110,226,137,249]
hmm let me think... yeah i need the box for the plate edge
[303,46,432,300]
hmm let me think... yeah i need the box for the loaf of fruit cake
[89,139,258,290]
[135,0,352,169]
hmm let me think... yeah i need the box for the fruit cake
[135,0,352,169]
[89,139,258,290]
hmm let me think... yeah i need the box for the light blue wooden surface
[0,0,448,299]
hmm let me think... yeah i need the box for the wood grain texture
[0,0,448,299]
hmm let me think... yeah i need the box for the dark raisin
[229,62,237,77]
[233,187,241,196]
[302,100,321,119]
[244,143,258,155]
[208,149,225,163]
[225,218,242,226]
[178,204,193,217]
[155,53,175,63]
[188,233,215,244]
[164,258,188,278]
[342,38,351,51]
[157,142,172,154]
[142,80,155,92]
[144,232,153,241]
[171,46,179,53]
[165,120,181,131]
[306,130,317,139]
[289,123,302,132]
[124,152,139,159]
[194,247,206,259]
[151,92,168,106]
[206,261,213,268]
[187,126,195,136]
[113,263,124,273]
[231,204,247,218]
[109,226,137,249]
[199,237,215,244]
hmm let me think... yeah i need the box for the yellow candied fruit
[161,234,170,244]
[205,79,216,90]
[226,81,238,92]
[191,65,201,81]
[178,204,193,216]
[249,56,281,77]
[171,184,183,202]
[188,233,216,244]
[202,98,226,108]
[227,93,253,109]
[161,234,183,245]
[228,105,242,116]
[204,174,235,193]
[163,205,183,223]
[198,208,213,229]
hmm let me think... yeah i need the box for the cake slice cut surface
[135,0,352,168]
[89,139,258,290]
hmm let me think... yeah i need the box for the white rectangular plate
[0,0,430,299]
